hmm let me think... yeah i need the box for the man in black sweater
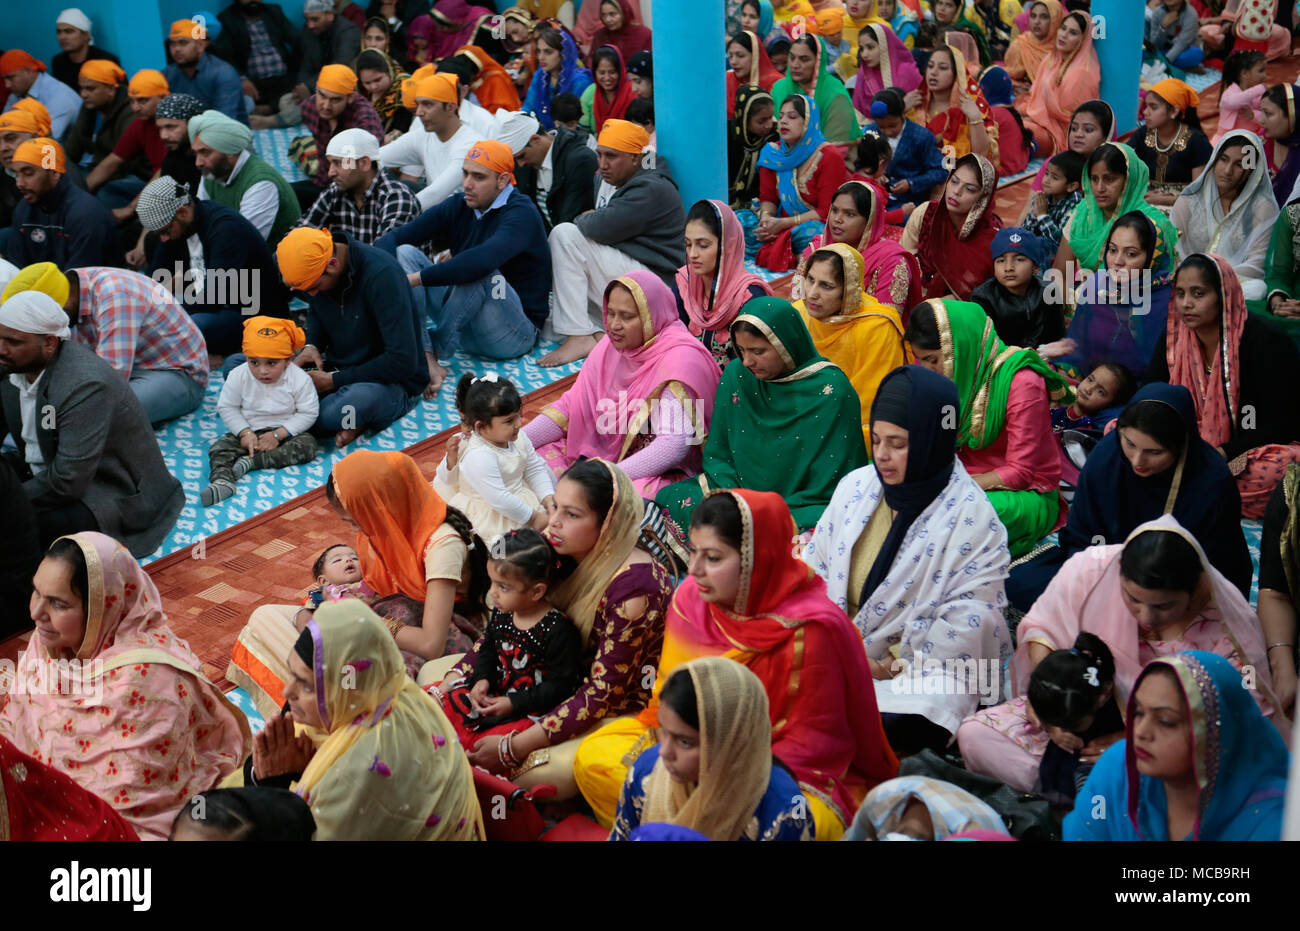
[505,111,598,232]
[50,10,120,93]
[214,0,301,114]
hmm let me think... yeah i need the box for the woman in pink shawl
[851,23,922,118]
[0,533,250,840]
[574,0,643,52]
[673,199,773,368]
[1021,10,1100,158]
[427,0,493,60]
[523,270,723,497]
[798,178,922,315]
[955,515,1284,794]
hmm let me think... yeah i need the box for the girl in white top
[435,373,557,539]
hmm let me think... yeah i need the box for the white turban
[0,290,71,340]
[56,8,93,34]
[325,127,380,162]
[493,109,540,155]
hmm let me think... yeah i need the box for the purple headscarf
[852,23,922,115]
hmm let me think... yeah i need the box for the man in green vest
[187,109,300,245]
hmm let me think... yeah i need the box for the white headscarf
[493,109,540,155]
[0,290,72,339]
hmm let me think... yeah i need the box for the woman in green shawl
[655,297,868,532]
[904,299,1074,556]
[770,35,859,145]
[1054,141,1181,277]
[1257,194,1300,346]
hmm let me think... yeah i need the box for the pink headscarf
[676,200,772,339]
[852,23,922,114]
[1021,10,1101,155]
[428,0,493,59]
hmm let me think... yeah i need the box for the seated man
[0,291,184,555]
[136,175,291,356]
[164,19,249,124]
[428,54,497,138]
[51,9,121,93]
[0,109,72,240]
[8,138,121,269]
[377,72,479,210]
[214,0,300,114]
[64,62,134,177]
[276,0,362,125]
[290,65,385,209]
[508,111,597,232]
[81,68,170,212]
[376,140,548,392]
[1,49,83,141]
[297,128,419,242]
[1,261,209,426]
[542,119,686,366]
[276,226,429,447]
[188,109,301,244]
[123,93,208,268]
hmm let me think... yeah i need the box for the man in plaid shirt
[1,261,209,426]
[297,128,419,244]
[292,64,384,209]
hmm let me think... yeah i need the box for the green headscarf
[654,297,868,531]
[926,299,1073,450]
[187,109,253,154]
[770,36,859,144]
[1066,141,1181,273]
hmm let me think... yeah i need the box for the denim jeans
[396,245,538,364]
[190,310,245,357]
[315,381,415,434]
[97,175,147,209]
[130,368,207,426]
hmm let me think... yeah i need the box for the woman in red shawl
[581,45,637,133]
[901,152,1002,301]
[589,0,652,63]
[726,30,782,118]
[0,736,138,841]
[573,489,899,839]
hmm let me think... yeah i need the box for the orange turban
[276,227,335,290]
[13,99,52,136]
[242,315,307,359]
[466,139,516,185]
[413,72,458,104]
[127,69,169,97]
[411,64,438,81]
[12,138,66,174]
[317,64,358,95]
[402,64,439,108]
[169,18,208,41]
[0,51,46,76]
[79,59,126,87]
[815,8,844,34]
[0,110,41,135]
[1147,78,1199,116]
[596,119,649,155]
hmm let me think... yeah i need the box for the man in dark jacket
[64,63,137,179]
[540,119,685,367]
[277,226,428,446]
[297,0,361,98]
[51,9,121,93]
[8,138,122,269]
[214,0,300,111]
[0,109,89,241]
[511,115,597,232]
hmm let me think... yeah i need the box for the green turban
[187,109,253,155]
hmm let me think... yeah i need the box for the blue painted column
[1091,0,1144,137]
[652,0,727,208]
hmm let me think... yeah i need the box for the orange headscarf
[275,227,334,289]
[317,64,358,95]
[0,110,41,135]
[127,69,169,97]
[466,139,516,184]
[241,315,307,359]
[12,137,66,174]
[79,59,126,87]
[414,72,459,104]
[170,18,208,41]
[596,118,649,154]
[454,45,521,114]
[1004,0,1062,84]
[13,99,52,136]
[331,450,449,600]
[0,50,46,75]
[1021,10,1100,154]
[1147,78,1199,118]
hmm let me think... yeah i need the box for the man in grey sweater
[540,119,686,367]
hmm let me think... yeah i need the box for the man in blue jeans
[375,139,550,395]
[276,225,429,447]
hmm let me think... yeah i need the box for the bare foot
[335,428,361,448]
[538,333,598,367]
[424,354,448,399]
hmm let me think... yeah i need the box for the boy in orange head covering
[202,314,320,506]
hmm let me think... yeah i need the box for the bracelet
[497,734,521,769]
[385,617,404,637]
[1267,642,1294,652]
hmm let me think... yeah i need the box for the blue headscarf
[630,823,711,841]
[1066,651,1289,841]
[757,0,775,37]
[756,94,826,216]
[525,28,593,130]
[978,65,1014,107]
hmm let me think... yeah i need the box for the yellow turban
[13,99,52,136]
[0,110,41,135]
[12,137,66,174]
[276,227,335,290]
[170,19,208,41]
[402,65,439,109]
[79,59,126,87]
[596,119,649,155]
[242,315,307,359]
[815,8,844,34]
[317,64,358,95]
[127,69,169,97]
[466,139,516,185]
[1,261,69,306]
[414,72,458,104]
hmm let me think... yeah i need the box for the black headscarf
[728,85,775,209]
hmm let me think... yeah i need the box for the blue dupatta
[524,29,594,130]
[757,95,826,217]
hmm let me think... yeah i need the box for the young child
[1215,50,1267,143]
[1050,360,1136,435]
[551,92,583,131]
[970,227,1064,348]
[1027,632,1122,808]
[294,544,378,629]
[1023,150,1084,259]
[431,529,582,750]
[865,88,949,211]
[438,373,556,540]
[203,316,319,506]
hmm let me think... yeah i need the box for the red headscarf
[590,44,638,132]
[916,153,1002,301]
[675,199,772,338]
[0,737,139,840]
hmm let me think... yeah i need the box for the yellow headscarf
[1,261,69,305]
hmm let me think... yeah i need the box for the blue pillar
[652,0,727,209]
[1092,0,1143,137]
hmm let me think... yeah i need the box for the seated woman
[589,0,651,62]
[673,199,772,369]
[0,533,250,841]
[525,271,722,497]
[927,0,992,64]
[1,735,139,841]
[580,45,636,133]
[245,602,484,840]
[1007,383,1254,612]
[1259,83,1300,205]
[1260,183,1300,343]
[851,22,922,117]
[863,89,950,211]
[1171,131,1278,302]
[906,299,1070,556]
[522,24,592,130]
[454,44,523,114]
[1019,10,1098,161]
[355,49,412,137]
[880,0,919,47]
[227,450,490,719]
[903,42,998,165]
[726,30,782,116]
[1054,142,1182,279]
[655,297,869,533]
[845,775,1009,840]
[1004,0,1061,95]
[1021,98,1116,205]
[1256,462,1300,714]
[805,364,1011,755]
[901,153,1002,302]
[610,657,814,841]
[728,86,777,216]
[958,515,1281,794]
[794,243,909,443]
[1066,651,1289,841]
[797,179,923,313]
[1148,253,1300,518]
[771,35,859,145]
[752,95,848,272]
[578,489,898,839]
[1132,79,1212,207]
